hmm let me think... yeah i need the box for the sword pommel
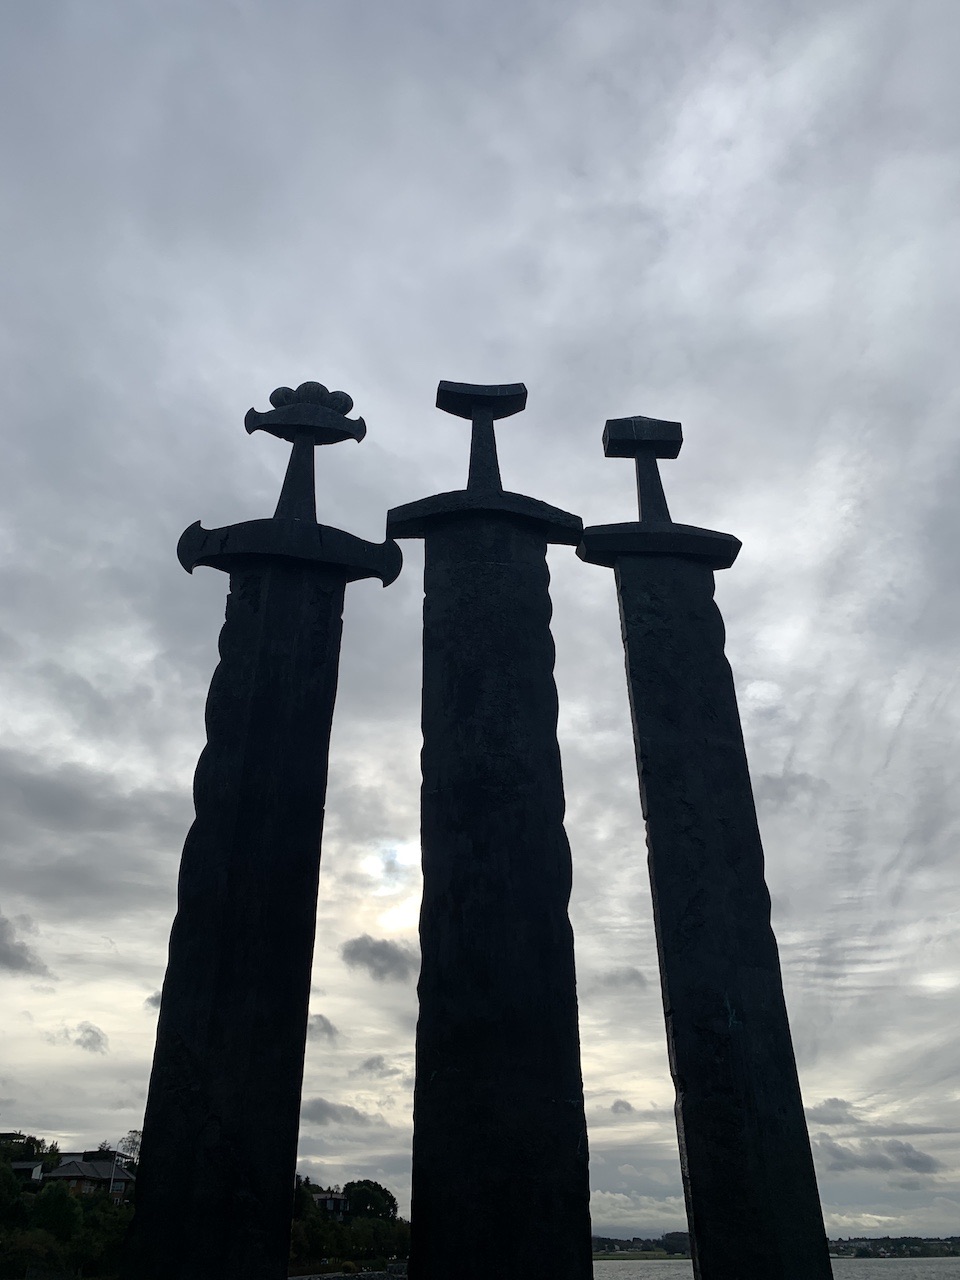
[603,415,682,459]
[245,382,366,446]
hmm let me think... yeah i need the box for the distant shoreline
[593,1254,688,1262]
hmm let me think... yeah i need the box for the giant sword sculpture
[578,415,832,1280]
[124,382,401,1280]
[387,382,593,1280]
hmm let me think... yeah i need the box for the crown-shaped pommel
[603,415,682,459]
[244,381,366,446]
[436,381,527,420]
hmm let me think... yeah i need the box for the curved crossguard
[603,414,682,523]
[436,381,527,494]
[244,381,366,521]
[386,380,581,546]
[178,381,401,585]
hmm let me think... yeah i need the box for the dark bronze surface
[124,385,400,1280]
[387,382,592,1280]
[578,415,832,1280]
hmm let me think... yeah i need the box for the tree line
[0,1135,134,1279]
[592,1231,691,1257]
[289,1177,410,1275]
[1,1133,408,1278]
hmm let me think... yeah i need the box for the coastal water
[594,1259,960,1279]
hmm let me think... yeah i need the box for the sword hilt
[436,381,527,495]
[578,413,739,569]
[603,415,682,524]
[244,381,366,521]
[179,381,402,585]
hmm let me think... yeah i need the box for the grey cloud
[340,934,419,983]
[596,966,648,990]
[806,1098,860,1126]
[0,910,50,976]
[74,1022,109,1055]
[144,991,162,1011]
[306,1014,339,1042]
[611,1099,635,1115]
[753,771,828,809]
[32,661,151,736]
[43,1021,110,1054]
[295,1158,329,1184]
[300,1097,379,1128]
[814,1137,943,1175]
[4,0,960,1235]
[352,1055,402,1079]
[868,1124,960,1139]
[326,780,420,853]
[0,746,187,922]
[0,629,22,661]
[0,747,186,842]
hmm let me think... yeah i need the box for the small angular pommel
[244,381,366,446]
[603,415,682,459]
[436,381,527,420]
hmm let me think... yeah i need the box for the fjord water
[593,1259,960,1279]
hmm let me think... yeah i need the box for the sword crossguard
[603,415,683,524]
[578,412,740,569]
[387,380,581,544]
[179,380,403,586]
[436,381,527,494]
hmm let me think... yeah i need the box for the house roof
[11,1161,43,1171]
[45,1160,135,1183]
[58,1149,121,1163]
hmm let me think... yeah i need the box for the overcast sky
[2,0,960,1242]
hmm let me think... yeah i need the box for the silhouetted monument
[387,382,593,1280]
[124,383,401,1280]
[578,415,831,1280]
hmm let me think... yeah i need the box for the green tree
[41,1140,61,1173]
[289,1178,408,1273]
[118,1129,142,1167]
[663,1231,690,1256]
[32,1180,82,1243]
[343,1178,398,1221]
[0,1227,66,1280]
[71,1191,134,1274]
[0,1160,25,1229]
[0,1133,45,1161]
[292,1174,314,1221]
